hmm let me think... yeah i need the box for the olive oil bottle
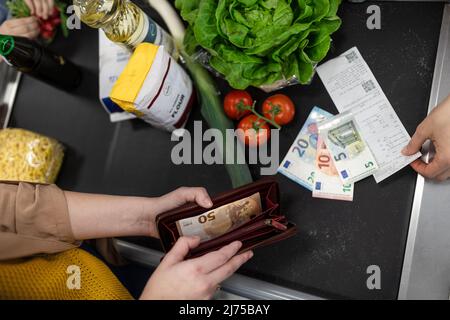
[0,34,81,90]
[73,0,176,55]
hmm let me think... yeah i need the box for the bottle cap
[0,35,15,56]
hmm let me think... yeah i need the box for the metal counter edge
[398,4,450,300]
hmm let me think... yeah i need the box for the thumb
[161,236,201,267]
[402,122,431,156]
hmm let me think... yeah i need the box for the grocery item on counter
[110,43,194,132]
[181,50,253,188]
[98,30,136,123]
[175,0,343,91]
[223,90,253,120]
[74,0,176,55]
[0,35,81,90]
[237,114,271,147]
[221,91,296,147]
[0,129,64,184]
[146,0,253,187]
[262,94,296,126]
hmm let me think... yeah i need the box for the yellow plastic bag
[0,129,64,183]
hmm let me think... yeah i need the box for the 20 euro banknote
[278,107,333,191]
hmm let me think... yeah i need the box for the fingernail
[401,146,408,155]
[206,200,213,207]
[235,241,242,249]
[247,251,254,259]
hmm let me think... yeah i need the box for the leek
[147,0,253,188]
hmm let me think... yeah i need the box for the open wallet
[156,179,298,258]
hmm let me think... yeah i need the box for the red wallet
[156,179,297,258]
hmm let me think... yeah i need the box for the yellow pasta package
[0,129,64,184]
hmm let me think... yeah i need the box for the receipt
[316,47,421,182]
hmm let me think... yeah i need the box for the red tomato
[237,115,271,147]
[262,94,295,125]
[223,90,253,120]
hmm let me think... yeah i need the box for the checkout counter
[5,1,450,299]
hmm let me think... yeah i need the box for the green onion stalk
[147,0,253,188]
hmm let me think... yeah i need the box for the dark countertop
[10,1,444,299]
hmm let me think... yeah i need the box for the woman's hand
[152,186,213,215]
[140,237,253,300]
[24,0,54,20]
[0,17,39,38]
[140,186,213,239]
[402,95,450,181]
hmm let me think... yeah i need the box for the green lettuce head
[176,0,342,90]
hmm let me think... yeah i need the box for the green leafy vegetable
[175,0,342,89]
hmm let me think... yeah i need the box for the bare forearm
[64,191,159,240]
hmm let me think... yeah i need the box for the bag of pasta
[0,129,64,183]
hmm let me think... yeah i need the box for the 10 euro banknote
[312,135,354,201]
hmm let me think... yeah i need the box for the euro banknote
[176,192,262,242]
[312,135,354,201]
[318,111,379,184]
[278,106,333,191]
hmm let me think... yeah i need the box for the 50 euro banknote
[278,107,333,191]
[312,135,354,201]
[176,192,262,243]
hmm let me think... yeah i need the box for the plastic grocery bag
[0,128,64,183]
[188,49,315,93]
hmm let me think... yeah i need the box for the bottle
[0,35,81,90]
[73,0,176,55]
